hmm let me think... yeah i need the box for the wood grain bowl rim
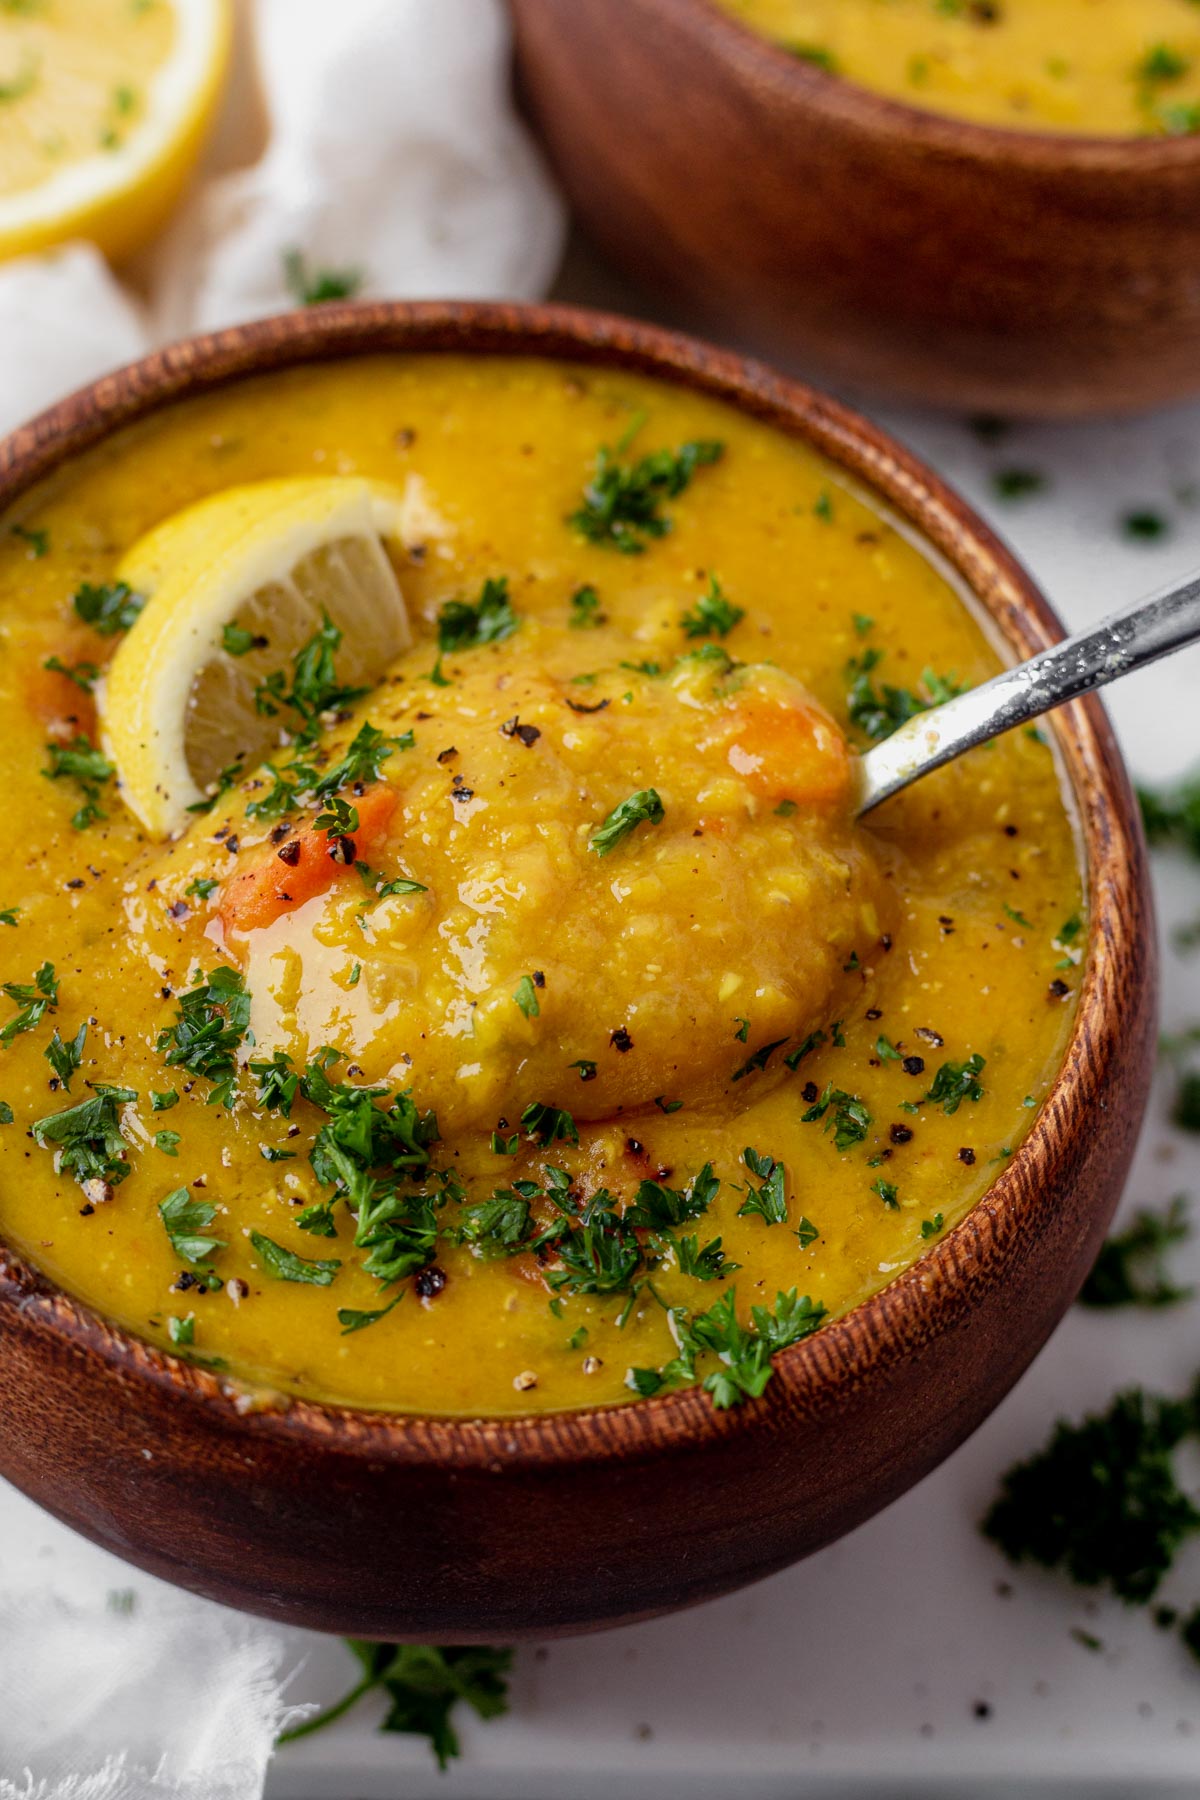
[0,298,1144,1470]
[683,0,1200,167]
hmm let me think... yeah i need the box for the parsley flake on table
[1079,1197,1193,1310]
[282,248,363,306]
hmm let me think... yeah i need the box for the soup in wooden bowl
[0,302,1154,1637]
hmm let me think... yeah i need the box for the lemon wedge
[0,0,230,266]
[100,478,415,837]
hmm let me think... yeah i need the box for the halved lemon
[0,0,231,266]
[99,478,415,837]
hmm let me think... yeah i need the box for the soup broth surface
[0,355,1082,1414]
[716,0,1200,137]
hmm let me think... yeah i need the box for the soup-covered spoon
[858,571,1200,814]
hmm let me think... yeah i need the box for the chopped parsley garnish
[277,1642,512,1770]
[784,1029,825,1070]
[221,621,262,656]
[920,1214,945,1239]
[44,655,99,692]
[873,1177,899,1210]
[0,907,18,926]
[512,974,540,1018]
[150,1089,179,1112]
[569,438,723,554]
[1138,43,1190,84]
[250,1048,299,1116]
[795,1216,819,1249]
[249,1229,341,1286]
[568,583,605,629]
[282,247,363,306]
[589,787,664,855]
[356,861,427,902]
[802,1083,872,1151]
[519,1099,578,1147]
[314,720,413,797]
[254,611,368,742]
[434,576,518,674]
[168,1315,194,1347]
[155,1130,180,1157]
[786,42,838,73]
[737,1147,788,1224]
[731,1037,788,1082]
[34,1084,137,1191]
[1079,1197,1192,1310]
[338,1293,402,1334]
[71,580,144,635]
[43,735,114,830]
[924,1053,986,1114]
[184,877,218,901]
[1,959,57,1043]
[680,574,744,640]
[457,1190,535,1261]
[845,647,967,743]
[314,793,359,838]
[629,1285,826,1410]
[12,522,47,557]
[158,1186,225,1271]
[156,965,251,1107]
[44,1021,85,1088]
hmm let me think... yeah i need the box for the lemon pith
[99,478,416,838]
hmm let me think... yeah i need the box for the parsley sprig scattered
[278,1642,512,1770]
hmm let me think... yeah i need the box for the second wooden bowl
[512,0,1200,418]
[0,301,1156,1638]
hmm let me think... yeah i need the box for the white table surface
[8,242,1200,1797]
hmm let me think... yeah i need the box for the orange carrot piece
[219,784,398,936]
[726,697,851,810]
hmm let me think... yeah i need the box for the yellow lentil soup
[0,355,1082,1415]
[714,0,1200,137]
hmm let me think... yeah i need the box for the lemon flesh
[100,478,415,837]
[0,0,230,266]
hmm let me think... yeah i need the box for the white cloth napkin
[0,1,564,1793]
[0,0,565,436]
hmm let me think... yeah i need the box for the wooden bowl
[511,0,1200,419]
[0,302,1155,1639]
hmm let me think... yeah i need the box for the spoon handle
[857,568,1200,815]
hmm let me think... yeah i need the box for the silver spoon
[857,570,1200,815]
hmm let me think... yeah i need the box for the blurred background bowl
[511,0,1200,419]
